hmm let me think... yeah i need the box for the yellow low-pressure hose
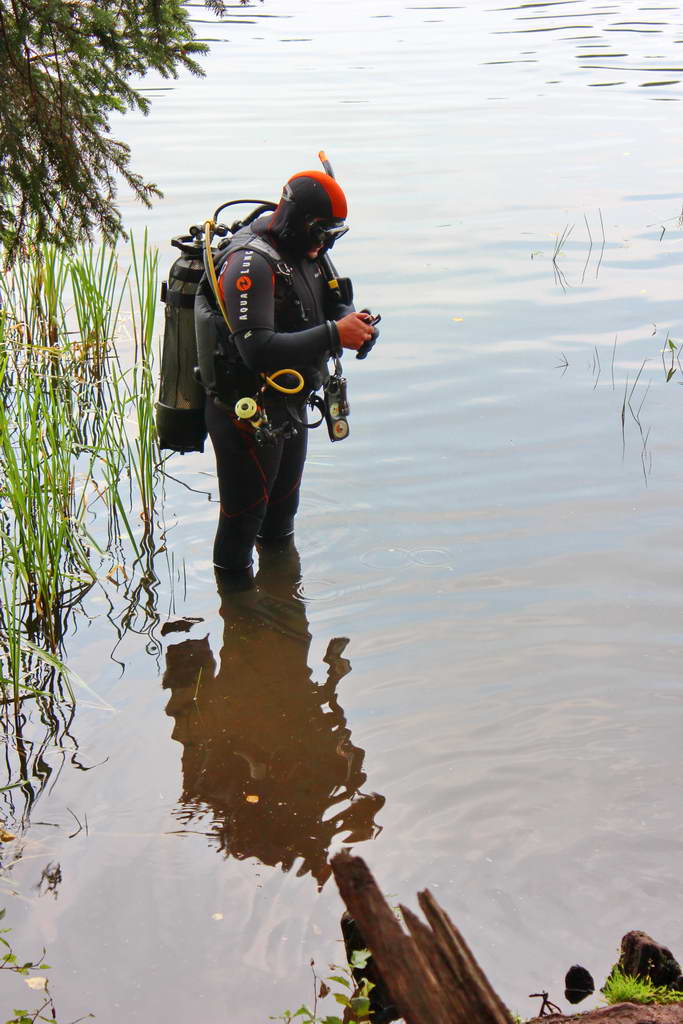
[204,220,230,327]
[203,219,304,397]
[264,368,304,395]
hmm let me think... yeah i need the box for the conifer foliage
[0,0,207,263]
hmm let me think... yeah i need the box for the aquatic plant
[662,334,682,382]
[603,967,683,1006]
[0,230,163,802]
[0,906,91,1024]
[0,235,161,612]
[271,949,376,1024]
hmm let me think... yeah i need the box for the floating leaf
[245,794,259,804]
[0,829,16,842]
[25,976,47,991]
[451,316,464,322]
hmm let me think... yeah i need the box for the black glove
[356,311,381,360]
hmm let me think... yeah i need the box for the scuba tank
[156,202,274,453]
[157,233,209,453]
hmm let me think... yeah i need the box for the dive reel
[233,393,297,447]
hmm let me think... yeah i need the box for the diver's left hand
[356,310,381,360]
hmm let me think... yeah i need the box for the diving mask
[307,218,349,250]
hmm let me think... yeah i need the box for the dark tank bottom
[206,396,308,573]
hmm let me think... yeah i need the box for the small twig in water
[66,806,83,839]
[595,208,606,279]
[71,756,110,773]
[529,991,562,1017]
[628,359,647,406]
[640,426,652,486]
[621,374,629,458]
[310,959,324,1019]
[636,380,651,421]
[552,223,573,292]
[592,345,601,390]
[161,468,214,500]
[581,212,593,284]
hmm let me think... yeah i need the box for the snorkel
[317,152,381,360]
[315,151,351,302]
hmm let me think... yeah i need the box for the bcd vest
[195,228,329,401]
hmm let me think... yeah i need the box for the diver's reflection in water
[162,543,384,887]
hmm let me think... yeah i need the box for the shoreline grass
[603,968,683,1007]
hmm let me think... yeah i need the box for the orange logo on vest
[236,275,252,292]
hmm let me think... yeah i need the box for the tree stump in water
[619,931,683,991]
[331,851,513,1024]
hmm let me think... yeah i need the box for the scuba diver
[162,542,385,887]
[195,164,380,579]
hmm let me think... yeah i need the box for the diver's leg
[206,398,284,571]
[258,419,308,542]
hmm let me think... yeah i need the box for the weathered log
[331,851,512,1024]
[528,1005,683,1024]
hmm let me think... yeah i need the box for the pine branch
[0,0,212,264]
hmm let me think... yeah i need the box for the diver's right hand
[335,312,375,352]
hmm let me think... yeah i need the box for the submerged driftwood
[330,853,683,1024]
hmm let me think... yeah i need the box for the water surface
[4,2,683,1021]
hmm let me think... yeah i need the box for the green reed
[128,230,159,529]
[0,233,162,719]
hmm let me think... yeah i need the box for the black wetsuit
[206,220,354,571]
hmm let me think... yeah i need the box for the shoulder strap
[225,230,294,283]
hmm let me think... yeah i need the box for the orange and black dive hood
[268,168,349,255]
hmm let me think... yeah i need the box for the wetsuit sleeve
[219,249,337,371]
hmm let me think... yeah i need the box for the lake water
[4,1,683,1021]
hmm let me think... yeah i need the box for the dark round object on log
[565,964,595,1003]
